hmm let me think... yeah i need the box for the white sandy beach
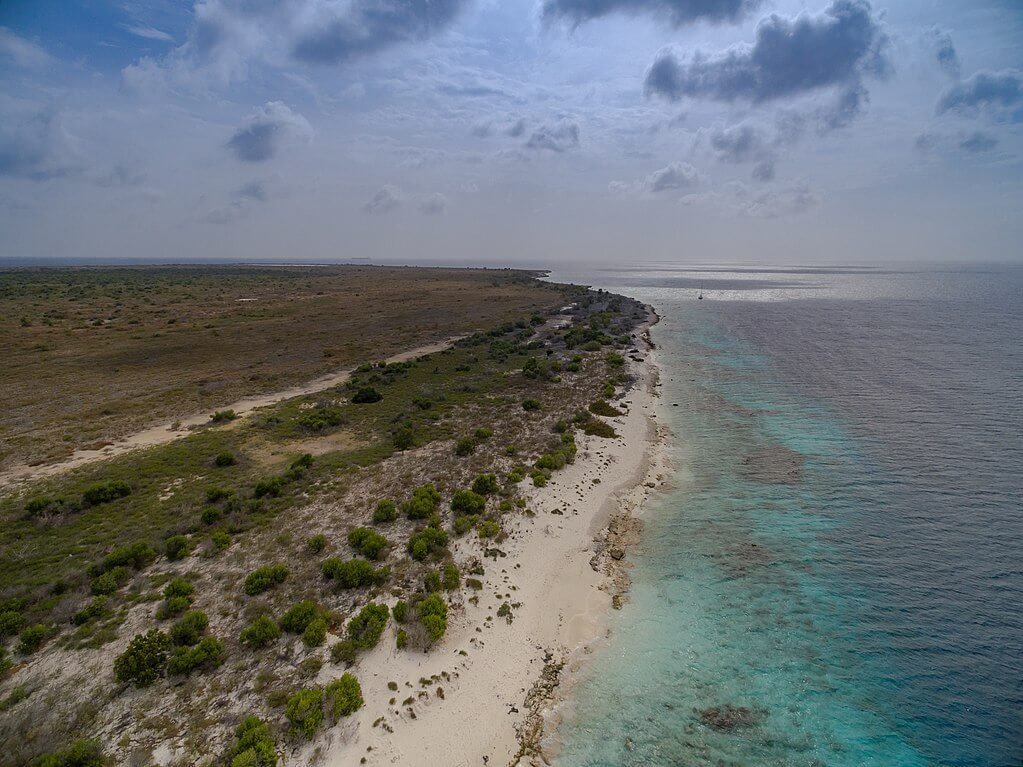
[309,344,668,767]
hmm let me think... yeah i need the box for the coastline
[316,313,670,767]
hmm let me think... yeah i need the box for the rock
[698,704,759,732]
[612,594,623,610]
[609,547,625,561]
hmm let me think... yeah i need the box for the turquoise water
[549,267,1023,767]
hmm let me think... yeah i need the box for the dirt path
[0,335,465,490]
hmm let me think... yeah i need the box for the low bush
[451,489,486,516]
[588,399,623,417]
[442,563,460,590]
[30,740,105,767]
[72,596,109,626]
[325,673,364,719]
[454,436,477,456]
[401,484,441,520]
[0,610,24,638]
[530,470,548,488]
[280,601,325,635]
[210,531,232,552]
[424,570,441,593]
[474,427,493,441]
[407,526,449,561]
[303,618,328,648]
[243,565,289,596]
[307,534,328,554]
[477,519,501,539]
[521,399,541,412]
[351,387,382,404]
[210,409,237,423]
[471,474,499,496]
[206,486,233,503]
[392,425,415,450]
[581,418,617,438]
[253,476,284,498]
[452,514,479,536]
[97,541,155,573]
[347,527,388,560]
[392,601,408,624]
[331,639,358,666]
[607,352,625,367]
[200,507,221,525]
[164,535,192,561]
[114,629,171,686]
[418,594,448,645]
[396,628,408,649]
[168,636,223,676]
[321,558,387,588]
[347,603,389,650]
[297,404,345,432]
[240,615,281,649]
[214,451,236,467]
[465,578,483,590]
[18,624,49,654]
[286,688,324,738]
[170,611,208,646]
[90,566,130,596]
[82,480,131,506]
[226,716,277,767]
[373,499,397,524]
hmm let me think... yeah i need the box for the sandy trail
[0,335,464,489]
[308,342,668,767]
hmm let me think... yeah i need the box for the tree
[114,630,171,687]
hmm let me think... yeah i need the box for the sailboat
[697,281,704,300]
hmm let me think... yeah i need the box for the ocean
[547,265,1023,767]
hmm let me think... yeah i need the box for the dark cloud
[292,0,469,64]
[752,159,775,181]
[419,193,446,215]
[541,0,759,28]
[644,0,891,121]
[507,118,527,138]
[958,131,998,153]
[935,70,1023,119]
[363,185,402,214]
[226,102,311,162]
[927,27,960,78]
[525,121,580,152]
[471,121,492,138]
[0,109,80,181]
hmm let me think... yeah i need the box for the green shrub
[474,427,493,441]
[90,566,130,596]
[114,629,171,686]
[454,436,477,456]
[30,739,105,767]
[227,717,277,767]
[157,595,191,619]
[347,527,388,560]
[98,541,155,572]
[465,578,483,590]
[471,474,499,496]
[0,610,24,638]
[451,489,486,516]
[351,387,382,404]
[581,418,617,438]
[330,639,358,665]
[373,499,397,524]
[392,425,415,450]
[307,534,328,554]
[164,535,192,561]
[206,486,233,503]
[530,470,548,488]
[418,594,448,644]
[302,618,328,648]
[601,382,616,398]
[82,480,131,506]
[477,519,501,539]
[507,469,524,484]
[607,352,625,367]
[325,673,364,719]
[297,405,345,431]
[522,399,541,412]
[200,507,221,525]
[424,571,441,593]
[72,596,109,626]
[170,611,208,646]
[243,565,289,595]
[214,451,236,467]
[442,563,460,590]
[407,527,449,561]
[321,558,387,588]
[167,636,223,676]
[18,624,49,654]
[589,399,622,417]
[452,514,479,536]
[347,603,389,649]
[392,601,408,624]
[210,409,237,423]
[211,531,232,552]
[396,629,408,649]
[253,476,284,498]
[240,615,281,649]
[285,688,324,738]
[401,483,441,520]
[280,601,324,634]
[284,453,313,481]
[163,578,194,600]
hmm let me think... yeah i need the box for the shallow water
[548,265,1023,767]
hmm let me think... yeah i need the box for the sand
[0,335,465,489]
[308,343,668,767]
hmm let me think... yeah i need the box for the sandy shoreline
[310,321,669,767]
[0,335,465,490]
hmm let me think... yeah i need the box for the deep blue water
[548,266,1023,767]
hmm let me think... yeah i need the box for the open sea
[547,265,1023,767]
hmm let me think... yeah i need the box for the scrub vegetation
[0,268,647,765]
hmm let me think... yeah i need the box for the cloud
[958,131,998,153]
[541,0,759,28]
[611,161,701,196]
[935,70,1023,120]
[364,185,402,214]
[752,159,775,181]
[291,0,469,64]
[927,27,960,78]
[507,118,527,138]
[525,121,580,152]
[123,25,175,43]
[710,124,765,163]
[0,27,53,69]
[235,179,271,202]
[419,193,447,215]
[740,182,819,217]
[205,177,280,224]
[644,0,891,125]
[0,109,81,181]
[471,121,492,138]
[226,102,312,162]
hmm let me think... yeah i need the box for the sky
[1,0,1021,266]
